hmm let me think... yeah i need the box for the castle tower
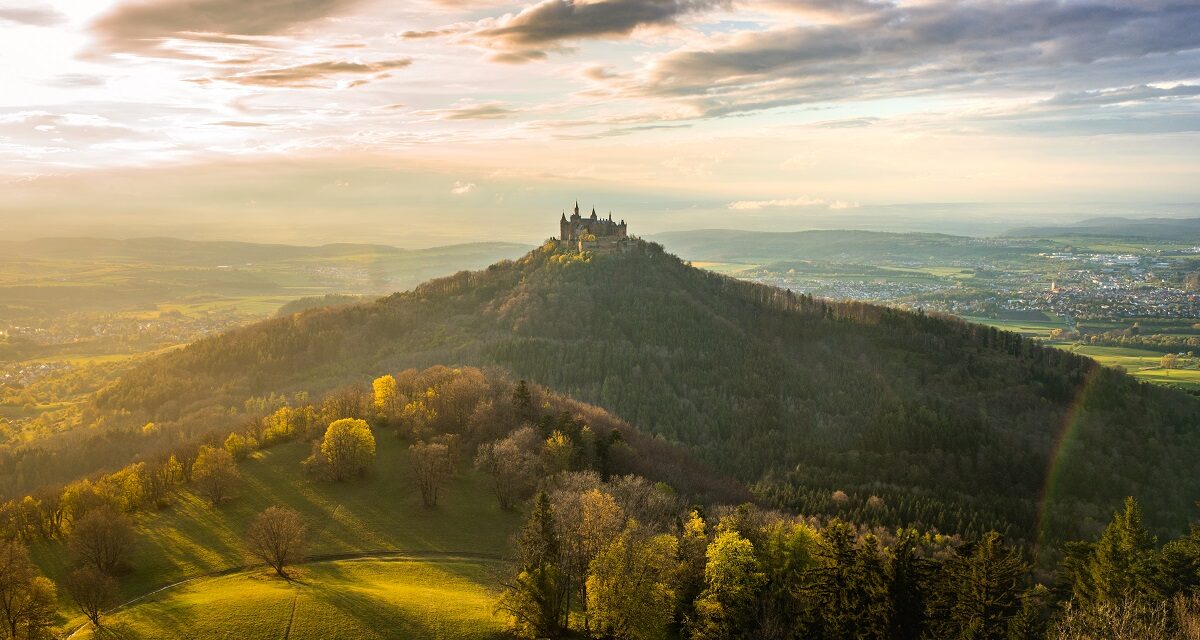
[560,211,569,241]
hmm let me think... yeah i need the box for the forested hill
[96,239,1200,548]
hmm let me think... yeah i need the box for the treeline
[0,367,740,551]
[498,490,1200,640]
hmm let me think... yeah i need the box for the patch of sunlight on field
[72,558,507,640]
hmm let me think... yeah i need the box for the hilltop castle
[560,202,627,242]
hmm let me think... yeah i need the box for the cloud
[633,0,1200,117]
[451,181,475,194]
[214,58,412,87]
[727,196,858,210]
[439,102,517,120]
[467,0,725,62]
[0,4,63,26]
[728,196,827,210]
[89,0,366,56]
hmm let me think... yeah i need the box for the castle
[560,202,627,242]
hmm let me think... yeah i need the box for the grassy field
[1064,344,1200,390]
[959,315,1072,339]
[71,556,507,640]
[36,430,523,635]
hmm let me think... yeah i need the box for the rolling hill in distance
[75,238,1200,551]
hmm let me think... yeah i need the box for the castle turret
[590,207,597,221]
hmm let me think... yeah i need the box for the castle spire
[574,201,579,215]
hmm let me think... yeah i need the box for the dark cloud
[0,5,63,26]
[89,0,366,56]
[216,58,412,87]
[632,0,1200,117]
[470,0,725,62]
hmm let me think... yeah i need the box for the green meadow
[38,431,522,636]
[70,557,506,640]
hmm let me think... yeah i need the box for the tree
[541,430,574,476]
[925,531,1026,640]
[512,379,535,419]
[224,432,253,460]
[68,507,135,575]
[810,521,892,639]
[64,566,118,629]
[0,541,57,639]
[245,506,307,579]
[587,520,678,640]
[192,444,240,504]
[1076,497,1158,607]
[474,427,540,509]
[497,492,569,639]
[409,441,451,507]
[688,529,765,640]
[1162,353,1179,369]
[318,418,376,481]
[372,374,399,418]
[554,488,624,630]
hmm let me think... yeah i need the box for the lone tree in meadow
[64,566,118,629]
[311,418,376,481]
[68,507,136,575]
[246,506,307,579]
[409,440,451,507]
[193,444,241,504]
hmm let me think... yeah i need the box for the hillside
[84,239,1200,546]
[25,365,730,637]
[1004,217,1200,241]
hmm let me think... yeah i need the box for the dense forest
[10,239,1200,557]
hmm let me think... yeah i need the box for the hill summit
[95,237,1200,547]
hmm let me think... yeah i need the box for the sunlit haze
[2,0,1199,245]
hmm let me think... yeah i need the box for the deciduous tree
[68,507,135,575]
[409,441,451,507]
[64,566,117,629]
[245,506,307,579]
[192,445,240,504]
[586,520,678,640]
[318,418,376,481]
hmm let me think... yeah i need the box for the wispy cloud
[213,58,412,87]
[451,180,475,194]
[728,196,859,211]
[0,4,63,26]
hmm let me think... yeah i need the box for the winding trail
[64,549,505,639]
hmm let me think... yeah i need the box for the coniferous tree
[497,492,569,639]
[924,531,1026,640]
[1076,497,1159,606]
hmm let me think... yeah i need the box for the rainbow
[1034,363,1104,553]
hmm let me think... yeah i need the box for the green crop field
[69,557,506,640]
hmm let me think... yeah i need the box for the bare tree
[0,541,57,639]
[474,427,540,510]
[68,507,135,574]
[245,506,307,579]
[409,441,451,507]
[64,566,118,629]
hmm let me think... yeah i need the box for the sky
[1,0,1198,246]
